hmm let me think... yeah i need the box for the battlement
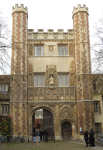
[12,4,28,14]
[72,4,88,16]
[28,29,73,34]
[28,29,74,40]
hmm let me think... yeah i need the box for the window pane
[2,106,4,114]
[34,75,37,86]
[38,46,40,56]
[5,105,7,115]
[62,75,65,86]
[42,75,44,86]
[41,46,43,56]
[59,75,61,86]
[3,85,7,91]
[65,46,67,55]
[38,75,41,86]
[58,46,61,55]
[62,46,64,55]
[66,75,69,86]
[35,46,37,56]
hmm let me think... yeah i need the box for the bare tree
[91,16,103,74]
[0,11,11,74]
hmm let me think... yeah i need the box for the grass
[0,141,93,150]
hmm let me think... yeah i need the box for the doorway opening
[62,122,72,140]
[32,108,53,140]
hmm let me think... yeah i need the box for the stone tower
[73,4,94,136]
[10,4,28,136]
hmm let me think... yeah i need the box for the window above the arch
[58,74,69,86]
[58,45,68,56]
[34,74,45,86]
[34,45,43,56]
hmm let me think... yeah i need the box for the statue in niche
[50,75,54,85]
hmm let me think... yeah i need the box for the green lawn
[0,141,93,150]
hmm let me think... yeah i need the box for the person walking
[90,129,95,147]
[44,128,48,143]
[35,128,40,145]
[84,130,88,147]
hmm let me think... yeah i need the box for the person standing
[84,130,88,147]
[90,129,95,147]
[35,128,40,145]
[44,128,48,143]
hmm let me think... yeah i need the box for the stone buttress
[73,4,94,137]
[10,4,28,136]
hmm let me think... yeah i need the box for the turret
[10,4,28,136]
[73,4,94,138]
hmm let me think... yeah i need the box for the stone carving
[46,65,57,88]
[70,89,75,101]
[50,75,54,85]
[34,88,38,96]
[44,34,48,39]
[44,88,59,99]
[63,34,68,39]
[53,34,58,39]
[49,46,53,51]
[59,88,64,100]
[33,34,38,39]
[59,106,73,121]
[65,88,70,100]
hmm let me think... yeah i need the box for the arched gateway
[32,109,54,140]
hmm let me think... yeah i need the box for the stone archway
[29,105,56,141]
[59,105,76,140]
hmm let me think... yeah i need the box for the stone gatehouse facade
[1,4,103,141]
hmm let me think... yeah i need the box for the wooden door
[62,122,72,140]
[43,109,53,140]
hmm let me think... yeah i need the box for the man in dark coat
[90,129,95,147]
[44,128,48,143]
[84,130,88,147]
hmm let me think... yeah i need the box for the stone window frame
[58,73,69,87]
[1,104,10,115]
[94,101,100,113]
[34,45,44,56]
[34,74,45,87]
[58,45,68,56]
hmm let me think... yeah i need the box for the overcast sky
[0,0,103,43]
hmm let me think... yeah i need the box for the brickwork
[73,5,94,136]
[10,4,28,136]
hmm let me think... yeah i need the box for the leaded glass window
[58,74,69,86]
[34,74,45,86]
[58,45,68,56]
[34,45,43,56]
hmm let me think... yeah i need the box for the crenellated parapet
[12,4,28,14]
[28,29,74,40]
[72,4,88,16]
